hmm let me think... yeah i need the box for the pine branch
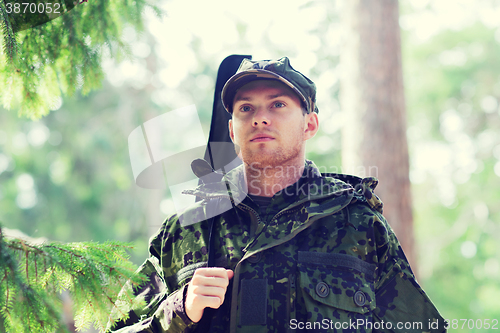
[0,226,147,333]
[0,0,163,119]
[0,1,19,63]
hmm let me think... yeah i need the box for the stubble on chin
[240,143,302,169]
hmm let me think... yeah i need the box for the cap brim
[221,69,307,113]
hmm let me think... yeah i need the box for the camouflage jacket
[109,160,446,333]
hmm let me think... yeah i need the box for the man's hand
[185,268,234,323]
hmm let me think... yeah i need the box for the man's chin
[241,150,297,168]
[241,151,275,167]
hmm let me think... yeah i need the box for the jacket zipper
[287,273,296,333]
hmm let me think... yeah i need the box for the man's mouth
[250,133,275,142]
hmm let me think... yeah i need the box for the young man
[110,57,445,332]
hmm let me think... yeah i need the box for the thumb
[226,269,234,280]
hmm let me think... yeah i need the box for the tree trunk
[339,0,417,273]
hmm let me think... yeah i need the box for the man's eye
[240,105,252,112]
[274,102,285,108]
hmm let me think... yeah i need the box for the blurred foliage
[0,23,221,265]
[0,79,159,264]
[0,0,162,119]
[401,5,500,326]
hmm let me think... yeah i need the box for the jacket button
[247,252,262,263]
[354,290,366,306]
[315,282,329,298]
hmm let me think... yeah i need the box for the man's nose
[252,108,271,126]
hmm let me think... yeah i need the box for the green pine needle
[0,226,147,332]
[0,0,163,119]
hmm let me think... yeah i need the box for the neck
[243,158,305,197]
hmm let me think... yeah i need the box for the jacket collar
[182,159,356,204]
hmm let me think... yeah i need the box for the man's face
[228,80,318,168]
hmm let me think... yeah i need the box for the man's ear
[228,119,234,142]
[304,112,319,140]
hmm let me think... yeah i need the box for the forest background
[0,0,499,331]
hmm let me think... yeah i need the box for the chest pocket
[297,251,376,320]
